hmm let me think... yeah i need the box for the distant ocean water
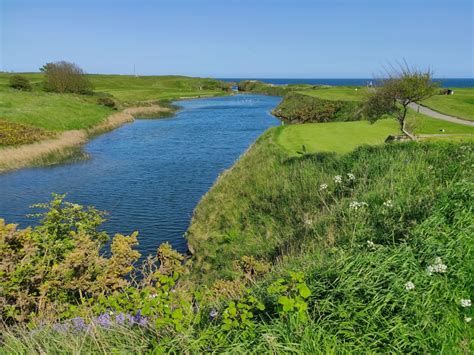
[220,78,474,88]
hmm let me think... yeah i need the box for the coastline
[0,105,170,173]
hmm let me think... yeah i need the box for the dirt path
[408,103,474,127]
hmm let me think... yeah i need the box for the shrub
[8,75,32,91]
[0,119,52,146]
[41,61,93,94]
[272,92,361,123]
[97,97,118,109]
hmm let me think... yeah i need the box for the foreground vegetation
[2,134,472,352]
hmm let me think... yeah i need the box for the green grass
[0,89,113,131]
[406,110,474,135]
[0,73,229,134]
[89,74,229,103]
[2,128,473,352]
[275,119,399,155]
[298,86,370,102]
[421,88,474,121]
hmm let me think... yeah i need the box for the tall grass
[1,132,472,352]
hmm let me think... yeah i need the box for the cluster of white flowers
[405,281,415,291]
[465,317,472,323]
[460,299,471,308]
[319,183,328,191]
[303,217,314,227]
[366,240,376,249]
[347,173,356,181]
[383,200,393,208]
[426,257,447,275]
[333,175,342,184]
[349,201,368,210]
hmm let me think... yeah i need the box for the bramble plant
[221,291,265,332]
[267,271,311,320]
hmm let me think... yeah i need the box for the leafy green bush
[41,61,93,94]
[8,75,32,91]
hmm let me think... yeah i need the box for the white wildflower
[460,299,471,308]
[303,217,313,227]
[367,240,376,249]
[465,317,472,323]
[319,183,328,191]
[405,281,415,291]
[350,201,368,210]
[427,257,447,275]
[333,175,342,184]
[347,173,356,181]
[383,200,393,208]
[149,293,158,299]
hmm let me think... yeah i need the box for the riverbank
[0,105,171,172]
[0,73,231,172]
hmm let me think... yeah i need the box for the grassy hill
[0,73,229,133]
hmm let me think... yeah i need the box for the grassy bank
[0,73,230,171]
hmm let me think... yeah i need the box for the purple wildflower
[71,317,87,332]
[52,322,70,333]
[210,309,219,320]
[95,313,111,328]
[126,313,136,325]
[115,313,126,325]
[133,310,148,327]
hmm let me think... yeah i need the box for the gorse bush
[0,119,53,146]
[273,92,362,123]
[8,75,32,91]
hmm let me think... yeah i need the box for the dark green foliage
[8,75,32,91]
[237,80,314,96]
[273,92,361,123]
[42,61,94,94]
[97,97,118,109]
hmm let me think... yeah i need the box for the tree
[8,75,32,91]
[42,61,93,94]
[363,65,439,134]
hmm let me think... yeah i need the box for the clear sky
[1,0,473,78]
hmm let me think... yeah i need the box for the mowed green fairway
[89,74,228,102]
[406,110,474,135]
[421,88,474,121]
[276,119,399,155]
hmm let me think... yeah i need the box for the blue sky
[1,0,472,77]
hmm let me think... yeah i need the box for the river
[0,94,280,254]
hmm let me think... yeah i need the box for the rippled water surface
[0,94,280,254]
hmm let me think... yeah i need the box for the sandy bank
[0,105,169,173]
